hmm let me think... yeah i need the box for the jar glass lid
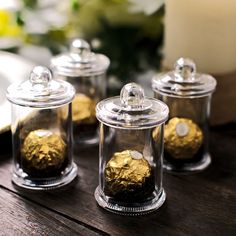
[152,58,217,98]
[96,83,169,129]
[7,66,75,108]
[50,39,110,77]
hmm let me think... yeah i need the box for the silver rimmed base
[78,135,99,146]
[74,134,99,149]
[94,187,166,216]
[74,128,116,149]
[164,153,211,173]
[12,162,78,190]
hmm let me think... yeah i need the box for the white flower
[128,0,164,15]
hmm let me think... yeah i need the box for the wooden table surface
[0,124,235,236]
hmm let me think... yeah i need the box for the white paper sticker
[130,150,143,160]
[176,122,189,137]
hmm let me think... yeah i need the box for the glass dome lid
[50,39,110,77]
[152,58,217,98]
[96,83,169,129]
[6,66,75,108]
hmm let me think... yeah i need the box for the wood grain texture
[0,187,103,236]
[0,127,235,236]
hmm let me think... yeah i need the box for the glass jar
[50,39,110,147]
[95,83,169,215]
[6,66,77,190]
[152,58,217,172]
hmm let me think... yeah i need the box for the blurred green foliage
[13,0,164,83]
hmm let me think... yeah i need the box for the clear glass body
[11,103,77,190]
[154,93,212,172]
[95,123,166,215]
[57,73,106,147]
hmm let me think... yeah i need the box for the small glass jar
[6,66,77,190]
[95,83,169,215]
[152,58,217,172]
[50,39,110,147]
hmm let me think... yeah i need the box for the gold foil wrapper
[21,129,66,171]
[72,94,96,124]
[105,150,154,202]
[163,117,203,159]
[152,126,161,141]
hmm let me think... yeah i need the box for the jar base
[163,152,211,173]
[74,134,99,149]
[12,162,78,190]
[94,187,166,215]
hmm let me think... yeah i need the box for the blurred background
[1,0,236,131]
[0,0,164,92]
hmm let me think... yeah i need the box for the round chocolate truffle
[21,129,66,175]
[105,150,154,202]
[164,117,203,159]
[72,93,96,124]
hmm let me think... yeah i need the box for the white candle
[164,0,236,74]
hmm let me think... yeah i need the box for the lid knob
[29,66,52,88]
[174,58,196,81]
[70,39,91,55]
[120,83,145,109]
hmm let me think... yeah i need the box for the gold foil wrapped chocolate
[105,150,154,202]
[163,117,203,159]
[21,129,66,176]
[152,126,161,141]
[72,94,96,124]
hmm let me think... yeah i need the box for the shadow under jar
[6,66,77,190]
[152,58,217,172]
[50,39,110,148]
[95,83,169,215]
